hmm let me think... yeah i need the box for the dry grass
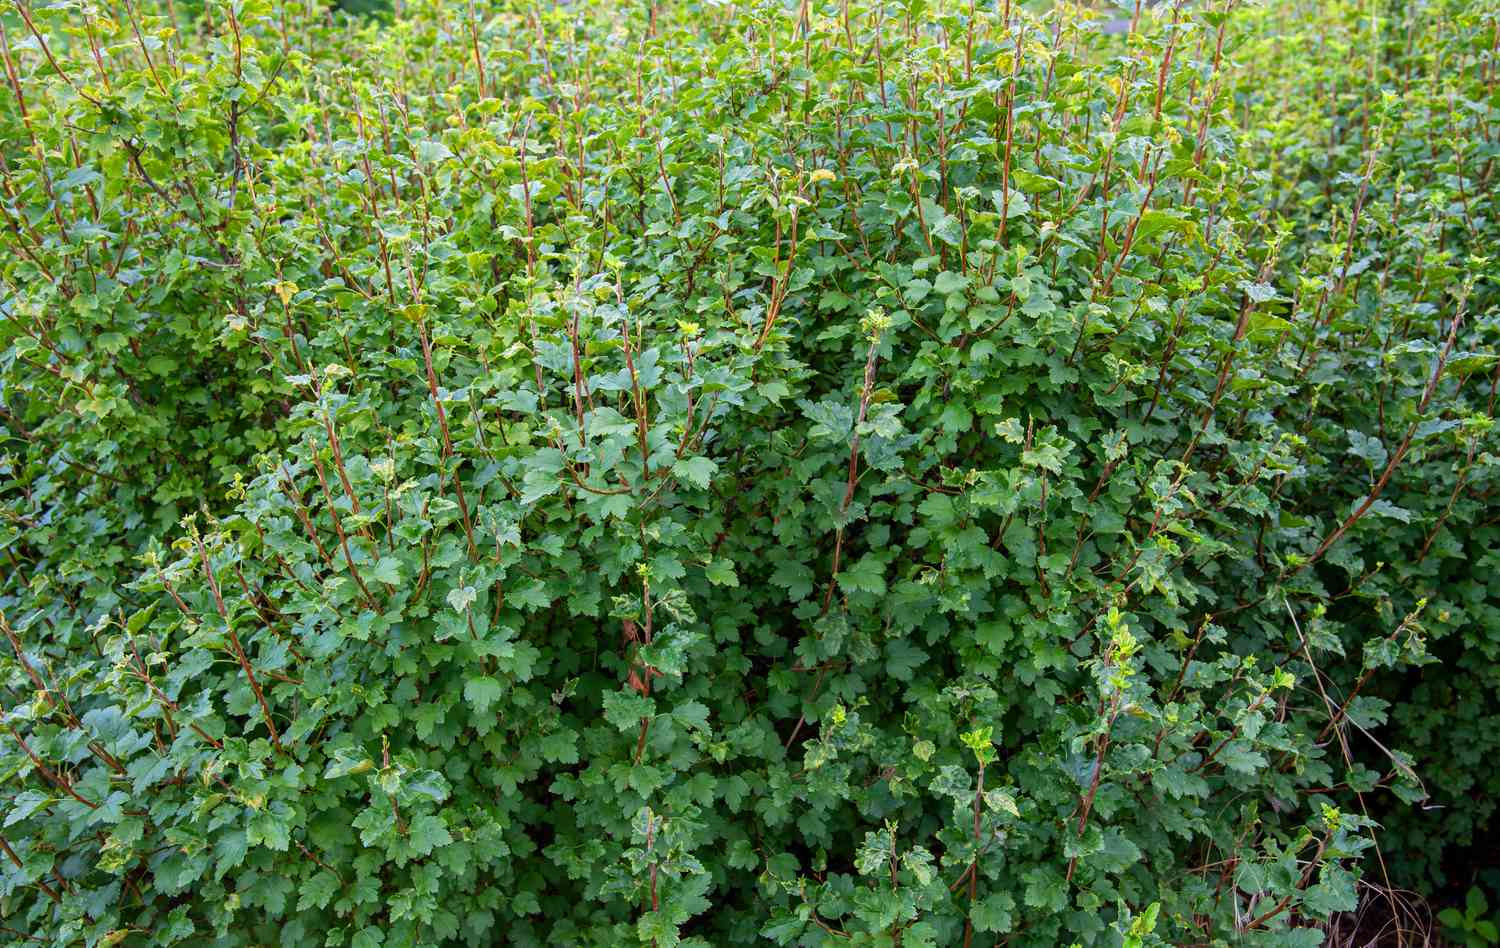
[1322,880,1444,947]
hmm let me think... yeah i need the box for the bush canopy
[1,0,1498,945]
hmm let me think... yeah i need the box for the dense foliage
[1,0,1497,944]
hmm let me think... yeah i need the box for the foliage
[0,0,1497,945]
[1441,888,1500,948]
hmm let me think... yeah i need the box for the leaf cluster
[0,0,1497,945]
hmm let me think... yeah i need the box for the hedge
[1,0,1497,945]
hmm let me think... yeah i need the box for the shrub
[0,0,1495,945]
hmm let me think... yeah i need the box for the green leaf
[324,749,375,780]
[408,813,453,856]
[512,579,552,611]
[1347,430,1388,471]
[368,557,403,585]
[838,556,887,596]
[248,808,290,852]
[933,270,970,296]
[1239,280,1279,303]
[404,770,451,803]
[637,911,680,947]
[538,729,580,764]
[930,210,964,246]
[885,639,928,682]
[1134,209,1190,243]
[464,676,505,714]
[1023,866,1068,912]
[1365,498,1412,523]
[672,700,711,732]
[447,585,478,612]
[704,558,739,586]
[984,789,1020,818]
[1468,887,1489,918]
[5,790,51,827]
[351,927,384,948]
[298,871,341,911]
[673,456,717,489]
[602,690,654,731]
[972,892,1015,933]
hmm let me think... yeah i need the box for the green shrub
[1441,887,1500,948]
[0,0,1496,945]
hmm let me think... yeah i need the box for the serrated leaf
[672,456,717,489]
[838,556,886,596]
[464,676,505,714]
